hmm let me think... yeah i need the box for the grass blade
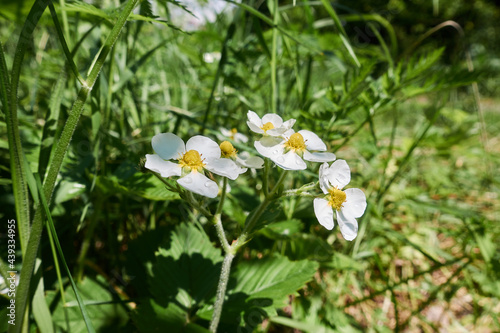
[35,174,96,333]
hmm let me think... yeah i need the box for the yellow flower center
[220,141,237,158]
[179,149,205,172]
[328,187,347,211]
[284,132,306,152]
[230,128,238,139]
[261,122,275,132]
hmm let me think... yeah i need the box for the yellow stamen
[230,128,238,140]
[284,132,306,152]
[261,122,275,132]
[220,141,237,158]
[328,187,346,211]
[179,150,205,172]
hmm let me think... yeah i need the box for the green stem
[5,0,51,259]
[213,177,231,253]
[208,171,288,332]
[209,253,235,333]
[262,158,271,196]
[236,170,288,249]
[11,1,139,331]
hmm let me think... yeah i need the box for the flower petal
[262,113,283,127]
[236,152,264,169]
[282,118,296,130]
[177,172,219,198]
[186,135,221,159]
[205,158,241,180]
[247,121,264,134]
[266,127,288,136]
[234,133,249,143]
[145,154,181,177]
[343,188,367,218]
[336,209,358,241]
[318,163,330,194]
[272,151,306,170]
[325,159,351,189]
[219,127,232,137]
[314,198,334,230]
[303,151,336,162]
[254,137,284,158]
[152,133,185,160]
[247,110,262,127]
[299,130,327,151]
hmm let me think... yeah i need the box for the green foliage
[0,0,499,331]
[46,276,128,332]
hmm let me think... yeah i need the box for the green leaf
[229,255,318,304]
[133,299,210,333]
[95,171,179,201]
[47,276,128,332]
[150,223,223,306]
[259,219,303,240]
[219,254,319,330]
[134,223,223,330]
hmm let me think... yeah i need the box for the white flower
[246,110,295,137]
[313,160,367,241]
[218,127,248,143]
[219,140,264,174]
[255,129,336,170]
[145,133,241,198]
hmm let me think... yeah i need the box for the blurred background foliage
[0,0,499,331]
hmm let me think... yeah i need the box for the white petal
[299,130,327,151]
[236,153,264,169]
[220,127,232,137]
[205,158,241,180]
[247,121,264,134]
[266,127,288,136]
[234,133,249,143]
[254,137,284,158]
[282,129,295,138]
[262,113,283,127]
[247,110,262,127]
[314,198,334,230]
[272,151,306,170]
[151,133,185,160]
[145,154,181,177]
[343,188,367,218]
[303,151,336,162]
[177,172,218,198]
[186,136,220,159]
[318,163,330,194]
[326,159,351,189]
[336,210,358,241]
[237,167,248,174]
[282,118,296,130]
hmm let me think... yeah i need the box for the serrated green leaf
[134,224,223,329]
[150,223,223,307]
[133,298,210,333]
[229,255,318,303]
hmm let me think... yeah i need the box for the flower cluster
[144,110,366,240]
[246,111,366,240]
